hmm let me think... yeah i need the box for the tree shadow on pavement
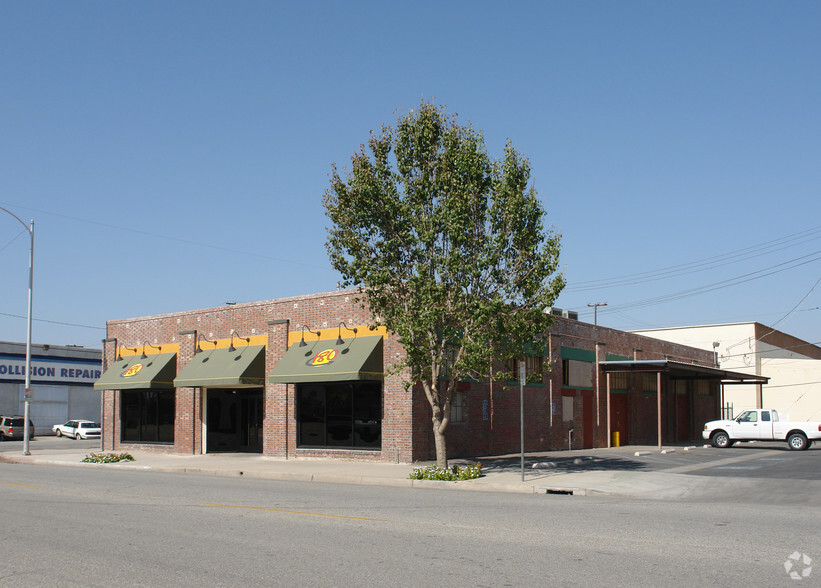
[468,455,649,475]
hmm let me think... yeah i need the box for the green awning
[561,346,596,362]
[269,335,383,383]
[174,345,266,388]
[94,352,177,390]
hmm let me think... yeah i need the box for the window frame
[509,354,544,383]
[562,358,594,390]
[120,388,175,444]
[296,381,383,450]
[450,390,466,423]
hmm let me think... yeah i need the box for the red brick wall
[99,292,717,462]
[411,317,718,460]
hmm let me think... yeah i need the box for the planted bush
[82,452,135,463]
[409,462,482,481]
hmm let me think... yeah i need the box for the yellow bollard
[611,431,620,447]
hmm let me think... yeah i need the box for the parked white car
[703,409,821,451]
[53,420,101,440]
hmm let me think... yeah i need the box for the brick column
[100,337,117,452]
[177,330,199,454]
[265,320,290,458]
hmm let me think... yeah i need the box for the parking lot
[671,443,821,480]
[0,434,101,453]
[474,441,821,481]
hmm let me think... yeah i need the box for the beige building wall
[632,323,821,423]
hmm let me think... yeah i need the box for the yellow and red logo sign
[310,349,337,367]
[121,364,144,378]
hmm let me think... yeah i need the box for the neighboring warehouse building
[94,290,764,462]
[632,323,821,421]
[0,341,102,435]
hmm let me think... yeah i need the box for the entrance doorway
[610,393,628,445]
[205,388,263,453]
[676,387,691,442]
[582,393,594,448]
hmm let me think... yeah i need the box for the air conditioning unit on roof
[562,309,579,320]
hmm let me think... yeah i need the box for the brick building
[95,289,764,462]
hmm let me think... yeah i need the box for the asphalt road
[1,463,819,587]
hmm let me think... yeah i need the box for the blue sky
[1,1,819,349]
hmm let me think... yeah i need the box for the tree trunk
[433,417,448,469]
[422,380,450,469]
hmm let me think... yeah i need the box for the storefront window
[297,381,381,449]
[121,389,175,443]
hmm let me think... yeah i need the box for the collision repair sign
[0,355,101,385]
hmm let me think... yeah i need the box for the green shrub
[82,452,135,463]
[409,462,482,481]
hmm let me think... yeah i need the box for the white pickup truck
[703,409,821,451]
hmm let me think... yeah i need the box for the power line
[0,229,26,254]
[595,251,821,314]
[763,277,820,332]
[707,277,821,355]
[566,225,821,292]
[0,200,333,272]
[763,380,821,390]
[0,311,105,330]
[564,228,821,322]
[720,340,821,360]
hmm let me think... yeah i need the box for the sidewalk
[0,443,714,500]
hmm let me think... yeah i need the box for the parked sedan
[53,420,101,440]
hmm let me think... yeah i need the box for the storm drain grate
[540,487,581,495]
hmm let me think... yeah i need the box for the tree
[324,101,565,468]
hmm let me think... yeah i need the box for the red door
[610,393,628,445]
[582,394,594,448]
[676,392,691,442]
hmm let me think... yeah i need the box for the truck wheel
[787,433,808,451]
[711,431,731,448]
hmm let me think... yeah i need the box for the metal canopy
[94,352,177,390]
[598,360,769,384]
[269,335,383,383]
[173,344,266,388]
[600,359,768,451]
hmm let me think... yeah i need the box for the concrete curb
[1,453,537,494]
[2,445,733,500]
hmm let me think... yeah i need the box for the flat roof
[598,360,769,383]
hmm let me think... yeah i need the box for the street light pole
[0,206,34,456]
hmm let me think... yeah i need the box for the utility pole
[587,302,607,326]
[0,207,34,456]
